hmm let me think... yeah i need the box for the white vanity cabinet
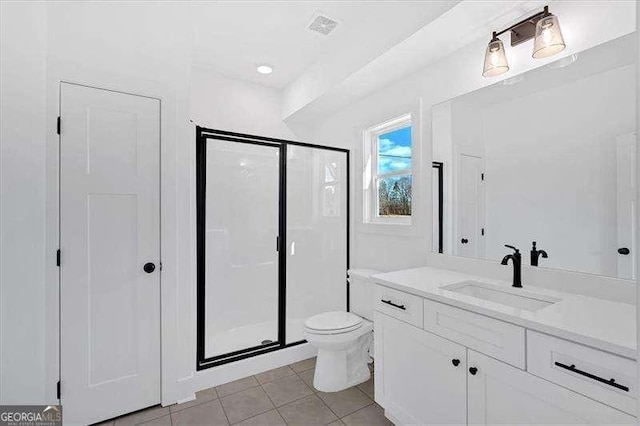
[373,284,636,425]
[374,311,467,425]
[468,350,635,425]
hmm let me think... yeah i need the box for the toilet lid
[304,311,363,332]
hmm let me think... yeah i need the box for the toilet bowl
[303,311,373,392]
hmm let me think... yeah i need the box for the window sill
[358,220,421,237]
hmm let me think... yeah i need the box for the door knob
[143,262,156,273]
[451,359,460,367]
[469,367,478,375]
[618,247,630,255]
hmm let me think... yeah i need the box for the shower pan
[196,127,349,370]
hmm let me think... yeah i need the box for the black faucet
[501,245,522,288]
[530,241,548,266]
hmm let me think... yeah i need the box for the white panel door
[468,350,635,425]
[616,132,636,279]
[374,311,467,425]
[60,83,160,425]
[456,154,483,258]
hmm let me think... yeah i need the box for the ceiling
[191,1,460,89]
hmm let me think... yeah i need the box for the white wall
[191,67,296,139]
[0,1,48,404]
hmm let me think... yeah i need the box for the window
[364,114,413,225]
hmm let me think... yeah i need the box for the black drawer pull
[554,362,629,392]
[381,299,406,310]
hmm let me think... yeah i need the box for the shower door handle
[276,236,279,252]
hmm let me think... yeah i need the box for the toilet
[303,269,380,392]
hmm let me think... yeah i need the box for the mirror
[432,34,637,280]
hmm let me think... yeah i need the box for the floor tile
[327,420,345,426]
[277,394,337,426]
[297,368,315,389]
[170,387,218,413]
[341,404,392,426]
[290,357,316,373]
[262,374,314,406]
[93,421,114,426]
[114,405,171,426]
[220,386,274,424]
[356,375,374,399]
[140,415,171,426]
[317,387,373,418]
[171,399,228,426]
[216,376,260,398]
[255,365,295,384]
[233,409,285,426]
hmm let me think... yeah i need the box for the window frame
[364,113,413,226]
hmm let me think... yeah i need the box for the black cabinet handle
[381,299,406,310]
[554,362,629,392]
[469,367,478,375]
[143,262,156,273]
[461,238,469,244]
[618,247,630,255]
[451,359,460,367]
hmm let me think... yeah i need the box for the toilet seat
[304,311,363,335]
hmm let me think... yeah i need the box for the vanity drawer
[373,285,423,328]
[527,331,636,416]
[423,299,525,368]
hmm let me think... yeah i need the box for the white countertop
[372,266,637,360]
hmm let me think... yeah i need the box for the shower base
[206,318,306,359]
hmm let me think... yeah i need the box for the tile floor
[98,358,392,426]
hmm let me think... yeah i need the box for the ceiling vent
[308,15,338,36]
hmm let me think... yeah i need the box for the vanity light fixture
[483,5,566,77]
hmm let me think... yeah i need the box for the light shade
[532,14,566,59]
[483,38,509,77]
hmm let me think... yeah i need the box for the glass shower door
[285,145,348,344]
[203,139,281,360]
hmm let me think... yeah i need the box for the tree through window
[376,125,412,217]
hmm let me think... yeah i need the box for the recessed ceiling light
[256,65,273,75]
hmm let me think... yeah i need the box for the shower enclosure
[196,127,349,369]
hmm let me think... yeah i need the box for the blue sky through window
[378,126,411,174]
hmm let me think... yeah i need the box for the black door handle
[451,359,460,367]
[143,262,156,273]
[469,367,478,375]
[618,247,630,255]
[461,238,469,244]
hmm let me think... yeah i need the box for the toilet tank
[348,269,381,321]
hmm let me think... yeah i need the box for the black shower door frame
[196,126,350,370]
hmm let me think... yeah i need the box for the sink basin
[442,280,559,312]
